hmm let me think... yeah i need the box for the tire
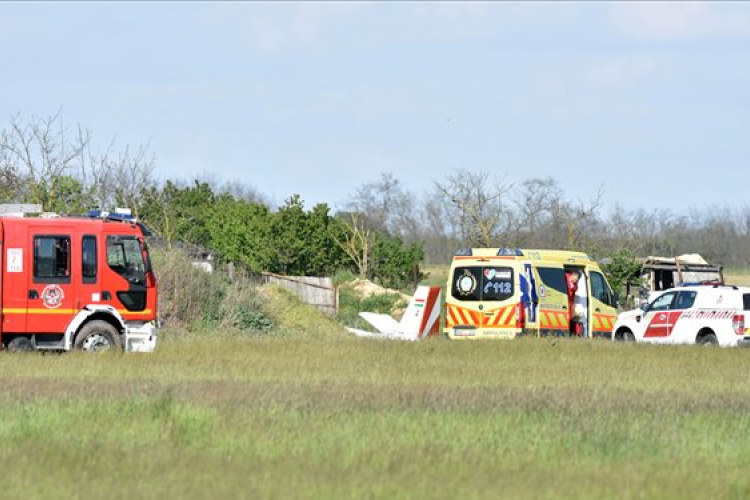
[618,329,635,342]
[74,320,122,352]
[6,337,34,353]
[697,333,718,346]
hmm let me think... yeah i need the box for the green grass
[2,337,750,499]
[337,282,407,331]
[421,264,449,287]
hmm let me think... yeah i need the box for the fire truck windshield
[107,235,146,284]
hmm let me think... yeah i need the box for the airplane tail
[347,285,443,340]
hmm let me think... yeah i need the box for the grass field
[2,334,750,500]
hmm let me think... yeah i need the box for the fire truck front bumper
[125,321,159,353]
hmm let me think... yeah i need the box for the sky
[1,2,749,213]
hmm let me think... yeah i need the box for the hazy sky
[2,2,749,212]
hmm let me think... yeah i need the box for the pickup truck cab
[612,285,749,347]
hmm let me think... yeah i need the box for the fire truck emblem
[41,284,65,309]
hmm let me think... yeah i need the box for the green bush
[151,248,273,333]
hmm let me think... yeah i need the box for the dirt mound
[349,279,411,301]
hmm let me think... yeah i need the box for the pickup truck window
[675,291,697,310]
[744,294,750,311]
[649,291,677,312]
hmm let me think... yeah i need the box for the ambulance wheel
[74,321,122,352]
[6,337,34,353]
[697,332,718,346]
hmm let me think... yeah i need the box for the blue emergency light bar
[454,248,473,256]
[497,248,524,257]
[86,209,134,221]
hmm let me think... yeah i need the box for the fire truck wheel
[697,332,718,346]
[74,321,122,352]
[7,337,34,353]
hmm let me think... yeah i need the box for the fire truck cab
[0,209,158,352]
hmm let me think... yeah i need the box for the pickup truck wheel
[697,333,718,346]
[621,329,635,342]
[74,321,122,352]
[7,337,34,353]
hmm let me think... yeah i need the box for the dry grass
[725,270,750,286]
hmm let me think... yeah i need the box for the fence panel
[261,273,338,315]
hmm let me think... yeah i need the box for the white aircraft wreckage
[347,285,443,341]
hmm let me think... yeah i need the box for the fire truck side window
[82,235,97,283]
[34,235,71,283]
[107,235,146,280]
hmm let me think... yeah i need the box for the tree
[332,212,371,277]
[0,111,89,208]
[434,170,513,247]
[512,177,562,247]
[601,249,642,306]
[369,232,424,289]
[207,194,273,273]
[265,195,346,276]
[346,172,422,241]
[140,180,214,248]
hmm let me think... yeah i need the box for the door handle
[28,290,39,299]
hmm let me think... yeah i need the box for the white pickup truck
[612,285,750,347]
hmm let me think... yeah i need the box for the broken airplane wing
[347,285,443,341]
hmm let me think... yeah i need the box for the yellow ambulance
[444,248,618,339]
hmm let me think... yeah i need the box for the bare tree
[79,135,117,209]
[345,172,423,241]
[200,173,270,205]
[421,196,456,263]
[112,144,156,218]
[433,170,514,247]
[513,177,563,246]
[547,184,605,251]
[332,212,371,277]
[0,111,89,205]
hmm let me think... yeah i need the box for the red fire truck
[0,208,158,352]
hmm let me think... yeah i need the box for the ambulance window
[451,266,514,302]
[452,267,482,301]
[82,235,97,283]
[481,267,514,301]
[590,271,613,306]
[34,235,71,283]
[674,291,697,310]
[743,294,750,311]
[537,267,567,294]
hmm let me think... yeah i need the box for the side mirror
[612,292,620,309]
[640,302,649,312]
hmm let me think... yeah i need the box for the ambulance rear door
[588,269,618,338]
[534,264,571,336]
[446,259,518,338]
